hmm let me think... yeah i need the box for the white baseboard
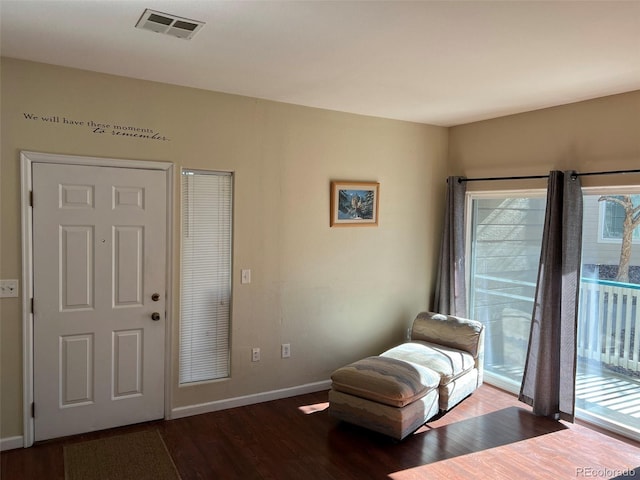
[2,381,332,448]
[170,380,331,419]
[1,435,24,451]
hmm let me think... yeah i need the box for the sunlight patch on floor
[412,424,432,435]
[298,402,329,414]
[387,456,469,480]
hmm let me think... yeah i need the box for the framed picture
[330,181,380,227]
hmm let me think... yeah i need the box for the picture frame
[330,181,380,227]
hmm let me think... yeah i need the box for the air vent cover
[135,9,204,40]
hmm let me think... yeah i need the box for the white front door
[32,163,167,441]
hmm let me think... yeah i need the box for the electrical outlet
[281,343,291,358]
[0,279,19,298]
[252,347,260,362]
[241,269,251,284]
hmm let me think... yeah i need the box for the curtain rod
[458,168,640,183]
[573,169,640,178]
[459,174,548,183]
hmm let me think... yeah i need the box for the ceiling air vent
[135,9,204,40]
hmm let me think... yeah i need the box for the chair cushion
[411,312,484,357]
[381,341,475,385]
[330,356,440,408]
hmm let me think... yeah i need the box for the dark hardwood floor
[2,384,639,479]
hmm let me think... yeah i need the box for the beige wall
[449,90,640,190]
[0,58,448,439]
[3,56,637,443]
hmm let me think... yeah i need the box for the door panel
[113,329,143,398]
[113,226,144,306]
[33,163,166,441]
[60,226,94,310]
[60,334,94,406]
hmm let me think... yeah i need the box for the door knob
[151,293,160,301]
[151,312,161,321]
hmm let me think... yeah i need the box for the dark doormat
[63,429,180,480]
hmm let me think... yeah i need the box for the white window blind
[180,169,233,384]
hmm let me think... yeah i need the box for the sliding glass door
[467,188,640,440]
[577,189,640,437]
[466,191,546,389]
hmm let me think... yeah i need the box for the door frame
[20,151,174,447]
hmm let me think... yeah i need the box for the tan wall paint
[4,57,636,443]
[449,90,640,191]
[0,58,448,439]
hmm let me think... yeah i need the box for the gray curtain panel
[434,176,467,317]
[519,171,583,422]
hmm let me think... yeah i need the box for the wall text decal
[22,112,171,142]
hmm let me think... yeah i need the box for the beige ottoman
[328,356,440,440]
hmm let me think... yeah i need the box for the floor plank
[2,384,639,479]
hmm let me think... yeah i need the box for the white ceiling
[1,0,639,126]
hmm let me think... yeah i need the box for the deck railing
[473,274,640,373]
[578,278,640,373]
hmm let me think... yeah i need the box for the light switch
[241,269,251,284]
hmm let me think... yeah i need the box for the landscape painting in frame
[330,181,380,227]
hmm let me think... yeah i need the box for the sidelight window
[179,169,233,384]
